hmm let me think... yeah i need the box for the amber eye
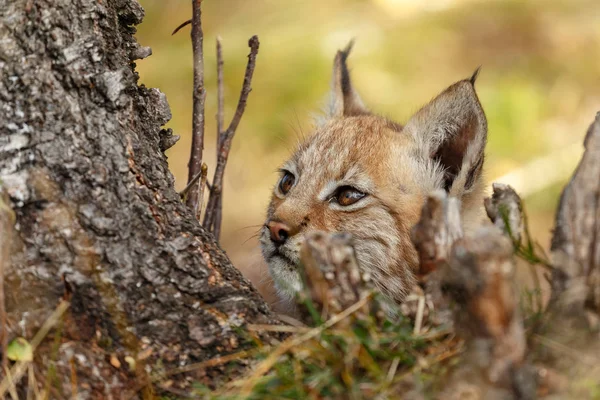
[279,171,295,195]
[335,186,366,206]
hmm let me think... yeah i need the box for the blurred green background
[135,0,600,303]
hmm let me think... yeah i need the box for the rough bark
[485,183,524,244]
[0,0,279,397]
[536,112,600,391]
[298,231,374,322]
[550,112,600,317]
[412,191,533,399]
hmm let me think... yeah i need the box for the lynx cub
[260,42,487,306]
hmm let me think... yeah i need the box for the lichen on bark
[0,0,279,396]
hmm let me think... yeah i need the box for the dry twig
[212,37,225,240]
[179,168,211,199]
[171,19,192,36]
[216,37,225,162]
[194,163,208,221]
[179,5,258,239]
[185,0,206,210]
[203,36,260,235]
[162,349,258,378]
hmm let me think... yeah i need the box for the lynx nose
[268,221,290,246]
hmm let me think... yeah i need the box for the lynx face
[260,43,487,305]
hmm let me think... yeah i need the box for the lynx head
[260,42,487,305]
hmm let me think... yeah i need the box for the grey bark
[538,112,600,388]
[298,231,374,322]
[0,0,279,397]
[485,183,524,244]
[550,112,600,315]
[412,191,533,399]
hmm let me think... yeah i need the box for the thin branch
[185,0,206,210]
[213,37,225,240]
[163,349,259,378]
[216,37,225,148]
[171,19,192,36]
[179,169,211,199]
[195,163,208,221]
[246,324,310,334]
[203,36,260,233]
[212,198,224,240]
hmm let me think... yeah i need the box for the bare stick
[216,37,225,148]
[203,36,260,233]
[195,163,208,221]
[185,0,206,210]
[212,196,223,240]
[179,169,211,199]
[213,37,225,240]
[171,19,192,36]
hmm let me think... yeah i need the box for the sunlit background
[136,0,600,305]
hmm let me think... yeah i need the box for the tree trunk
[0,0,279,397]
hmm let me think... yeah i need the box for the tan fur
[260,44,487,307]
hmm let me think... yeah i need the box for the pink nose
[268,221,290,245]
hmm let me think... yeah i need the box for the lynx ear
[405,71,487,195]
[327,41,369,117]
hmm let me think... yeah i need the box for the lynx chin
[260,42,487,307]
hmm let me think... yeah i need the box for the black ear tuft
[328,40,369,117]
[339,39,355,62]
[337,39,355,101]
[470,66,482,86]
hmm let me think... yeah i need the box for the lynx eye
[334,186,366,206]
[279,171,295,195]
